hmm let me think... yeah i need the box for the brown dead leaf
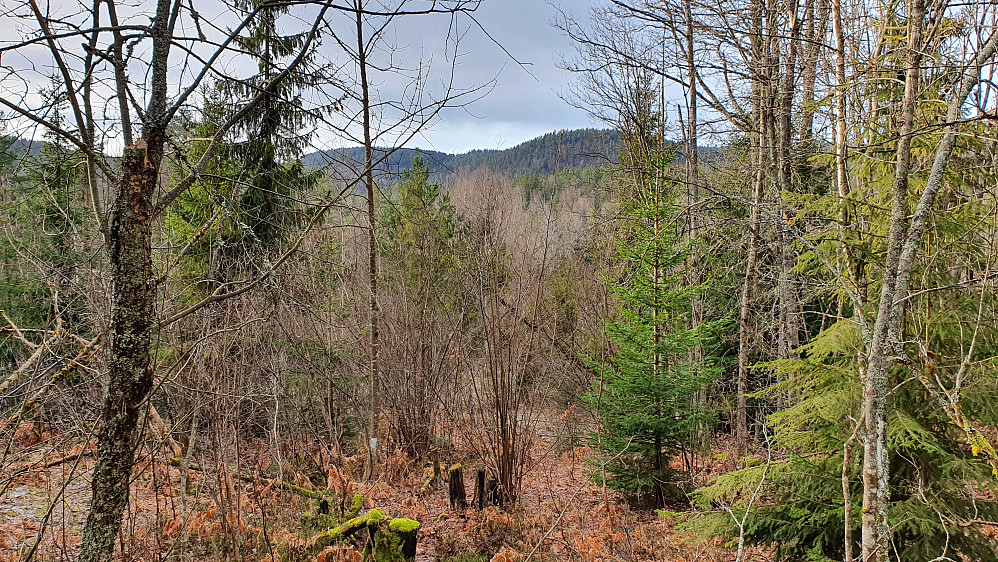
[490,546,521,562]
[316,546,362,562]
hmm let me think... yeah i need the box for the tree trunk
[776,0,802,375]
[737,0,768,451]
[474,468,487,510]
[448,464,467,510]
[831,0,848,201]
[355,0,381,482]
[77,142,159,562]
[798,0,827,141]
[860,1,925,559]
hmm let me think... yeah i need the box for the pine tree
[164,0,328,279]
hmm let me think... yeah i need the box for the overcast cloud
[0,0,594,155]
[388,0,595,153]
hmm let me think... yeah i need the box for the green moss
[346,493,364,518]
[371,530,403,562]
[367,508,386,524]
[449,463,462,472]
[301,511,339,534]
[388,518,420,533]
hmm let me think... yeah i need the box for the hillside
[305,128,620,182]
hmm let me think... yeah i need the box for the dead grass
[0,429,766,562]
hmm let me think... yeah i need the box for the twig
[5,445,96,480]
[724,426,771,562]
[843,411,865,562]
[167,458,328,499]
[1,333,101,432]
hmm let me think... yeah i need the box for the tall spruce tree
[587,86,722,508]
[222,0,324,246]
[164,88,243,286]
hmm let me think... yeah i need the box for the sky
[391,0,596,154]
[0,0,597,155]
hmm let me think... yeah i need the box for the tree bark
[736,0,768,449]
[448,464,467,510]
[78,141,159,562]
[860,1,924,559]
[776,0,802,372]
[474,468,487,510]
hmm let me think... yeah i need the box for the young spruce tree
[587,87,721,508]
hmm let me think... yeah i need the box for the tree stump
[389,518,421,562]
[448,464,467,510]
[487,476,502,507]
[474,468,487,510]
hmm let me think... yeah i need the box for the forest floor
[0,423,772,562]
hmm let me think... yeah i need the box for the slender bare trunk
[737,0,767,449]
[799,0,827,141]
[777,0,801,367]
[685,0,702,342]
[355,0,380,480]
[831,0,848,200]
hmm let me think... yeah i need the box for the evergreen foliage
[1,96,88,368]
[220,0,325,245]
[380,156,463,299]
[586,93,723,507]
[689,63,998,561]
[163,0,329,283]
[163,89,242,284]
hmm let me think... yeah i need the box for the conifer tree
[587,86,722,507]
[164,88,242,284]
[221,0,325,246]
[1,88,87,366]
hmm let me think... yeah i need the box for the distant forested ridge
[304,128,621,182]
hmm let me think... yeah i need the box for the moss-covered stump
[366,517,420,562]
[388,518,420,562]
[300,508,420,562]
[309,508,386,554]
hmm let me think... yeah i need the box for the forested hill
[304,128,620,180]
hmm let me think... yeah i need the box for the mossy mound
[388,518,420,533]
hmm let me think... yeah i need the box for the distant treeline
[305,128,622,183]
